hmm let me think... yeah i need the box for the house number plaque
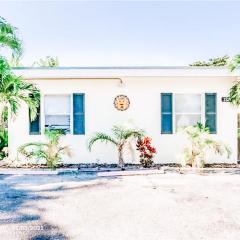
[114,95,130,111]
[221,97,230,102]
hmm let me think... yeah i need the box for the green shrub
[18,129,72,169]
[88,125,144,168]
[0,129,8,160]
[180,123,231,168]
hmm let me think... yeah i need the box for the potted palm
[88,125,144,168]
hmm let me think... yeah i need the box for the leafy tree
[227,55,240,106]
[18,129,72,169]
[32,56,59,67]
[0,16,22,57]
[180,123,231,168]
[0,56,40,130]
[190,55,229,67]
[228,55,240,72]
[8,56,23,67]
[88,125,144,168]
[0,129,8,159]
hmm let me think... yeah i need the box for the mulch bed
[0,162,239,169]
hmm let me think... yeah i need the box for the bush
[18,129,72,169]
[180,123,231,168]
[136,137,156,168]
[0,129,8,160]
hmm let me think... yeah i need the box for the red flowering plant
[136,137,156,168]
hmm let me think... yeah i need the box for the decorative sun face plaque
[114,95,130,111]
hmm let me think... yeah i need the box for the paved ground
[0,172,240,240]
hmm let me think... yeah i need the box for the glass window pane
[44,95,71,133]
[45,115,70,127]
[175,94,201,113]
[45,95,70,115]
[176,114,201,130]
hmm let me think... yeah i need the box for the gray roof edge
[12,66,236,70]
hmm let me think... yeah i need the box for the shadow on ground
[0,174,97,239]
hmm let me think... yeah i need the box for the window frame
[43,94,72,134]
[173,93,204,132]
[161,92,211,134]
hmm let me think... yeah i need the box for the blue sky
[1,1,240,66]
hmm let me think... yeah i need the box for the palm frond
[122,129,144,140]
[112,125,144,140]
[18,129,71,169]
[228,81,240,106]
[88,132,117,151]
[0,16,22,57]
[228,55,240,72]
[58,145,72,158]
[0,57,40,124]
[18,142,47,159]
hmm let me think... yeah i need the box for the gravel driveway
[0,172,240,240]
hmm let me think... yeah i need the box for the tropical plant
[180,123,231,168]
[32,56,59,67]
[0,16,22,57]
[190,55,229,67]
[228,54,240,72]
[136,136,156,168]
[8,56,23,67]
[227,55,240,106]
[0,129,8,160]
[88,125,144,168]
[228,81,240,106]
[0,56,40,129]
[18,129,72,169]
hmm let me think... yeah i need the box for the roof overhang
[12,66,240,79]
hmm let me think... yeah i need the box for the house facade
[9,67,239,164]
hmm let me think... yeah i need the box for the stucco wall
[8,76,238,164]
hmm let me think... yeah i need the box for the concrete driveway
[0,172,240,240]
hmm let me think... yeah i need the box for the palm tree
[88,125,144,168]
[228,55,240,106]
[32,56,59,67]
[0,56,40,130]
[180,123,231,168]
[0,16,22,57]
[228,55,240,72]
[190,55,229,67]
[18,129,72,169]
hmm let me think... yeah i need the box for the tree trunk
[118,145,125,169]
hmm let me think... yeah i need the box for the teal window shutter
[205,93,217,133]
[29,106,41,135]
[73,93,85,135]
[161,93,173,134]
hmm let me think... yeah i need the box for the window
[161,93,213,134]
[44,95,71,133]
[175,94,201,130]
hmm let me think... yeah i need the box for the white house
[9,67,240,164]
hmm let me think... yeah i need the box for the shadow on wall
[0,175,69,239]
